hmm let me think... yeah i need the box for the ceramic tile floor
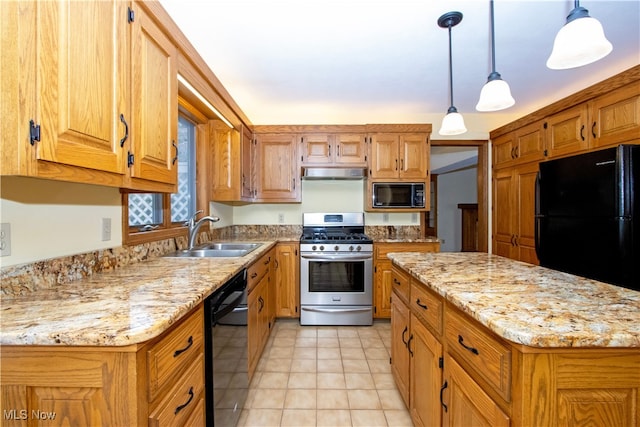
[238,319,413,427]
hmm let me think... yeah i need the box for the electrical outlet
[101,218,112,241]
[382,213,389,223]
[278,213,285,224]
[0,223,11,257]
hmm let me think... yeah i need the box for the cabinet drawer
[390,266,410,304]
[149,352,205,427]
[148,309,203,401]
[410,282,443,335]
[445,308,511,401]
[248,253,271,292]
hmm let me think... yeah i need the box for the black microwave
[372,182,425,208]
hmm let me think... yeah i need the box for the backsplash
[0,224,424,296]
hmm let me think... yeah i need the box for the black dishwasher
[204,269,248,426]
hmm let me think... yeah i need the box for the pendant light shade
[438,11,467,136]
[476,0,515,112]
[547,2,612,70]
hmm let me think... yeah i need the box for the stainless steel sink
[164,242,262,258]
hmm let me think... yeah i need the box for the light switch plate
[0,223,11,257]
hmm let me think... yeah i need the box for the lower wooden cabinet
[374,242,440,318]
[391,264,640,427]
[0,305,205,426]
[274,242,299,318]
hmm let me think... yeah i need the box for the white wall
[0,177,122,267]
[436,167,478,252]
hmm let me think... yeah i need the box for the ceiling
[159,0,639,139]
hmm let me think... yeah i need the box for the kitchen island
[387,252,640,427]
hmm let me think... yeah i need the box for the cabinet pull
[119,114,128,147]
[174,386,194,415]
[440,380,448,413]
[458,334,479,355]
[592,122,597,138]
[407,334,414,357]
[173,336,193,357]
[172,140,178,165]
[415,299,428,310]
[401,326,408,346]
[580,125,585,141]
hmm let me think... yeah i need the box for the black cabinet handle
[407,334,414,357]
[174,386,194,415]
[119,114,128,147]
[173,336,193,357]
[172,140,178,165]
[440,380,448,413]
[415,299,428,310]
[458,334,479,355]
[580,125,585,141]
[401,326,408,346]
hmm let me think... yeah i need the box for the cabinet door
[369,133,399,179]
[335,133,367,166]
[410,315,443,427]
[254,133,299,201]
[391,294,410,407]
[130,4,177,186]
[514,163,539,264]
[545,105,589,158]
[275,243,300,318]
[443,354,509,427]
[590,82,640,148]
[492,168,515,259]
[399,133,429,179]
[210,122,241,201]
[301,134,333,165]
[36,1,128,176]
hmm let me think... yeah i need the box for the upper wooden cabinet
[300,133,367,166]
[1,1,178,192]
[253,133,300,202]
[369,132,430,180]
[127,2,178,189]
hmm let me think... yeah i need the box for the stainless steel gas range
[299,212,373,326]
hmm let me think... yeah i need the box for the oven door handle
[301,307,372,313]
[300,254,372,261]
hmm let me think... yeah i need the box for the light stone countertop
[0,241,278,347]
[387,252,640,348]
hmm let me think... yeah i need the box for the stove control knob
[334,245,339,251]
[319,245,325,251]
[349,245,354,251]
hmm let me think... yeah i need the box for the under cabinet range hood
[301,167,367,180]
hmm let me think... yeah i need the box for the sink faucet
[187,210,220,249]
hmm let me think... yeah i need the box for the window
[123,112,206,245]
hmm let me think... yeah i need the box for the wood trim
[490,64,640,139]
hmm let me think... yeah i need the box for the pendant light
[476,0,515,112]
[547,0,612,70]
[438,11,467,136]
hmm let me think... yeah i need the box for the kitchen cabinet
[368,132,430,180]
[274,242,300,318]
[492,162,538,264]
[300,133,367,166]
[391,260,640,427]
[247,248,275,378]
[0,305,205,426]
[1,1,177,192]
[252,133,300,202]
[492,120,546,169]
[373,242,440,318]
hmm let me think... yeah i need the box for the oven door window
[308,260,365,293]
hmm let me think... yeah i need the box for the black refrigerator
[535,144,639,291]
